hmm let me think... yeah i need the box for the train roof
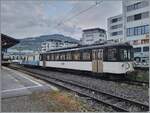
[22,52,40,56]
[42,42,132,54]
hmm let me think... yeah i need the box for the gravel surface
[20,66,149,105]
[1,90,115,112]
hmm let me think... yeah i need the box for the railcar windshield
[104,46,133,62]
[119,47,133,61]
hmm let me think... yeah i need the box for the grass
[31,91,90,112]
[127,70,149,82]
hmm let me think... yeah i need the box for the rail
[7,65,149,112]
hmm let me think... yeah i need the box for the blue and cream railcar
[39,43,134,75]
[21,53,40,66]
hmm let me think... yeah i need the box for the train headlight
[125,63,130,69]
[122,63,130,70]
[121,64,125,67]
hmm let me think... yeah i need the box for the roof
[83,28,106,33]
[46,39,62,42]
[107,14,123,20]
[1,34,20,49]
[43,42,132,54]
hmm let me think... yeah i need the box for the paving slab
[1,66,58,98]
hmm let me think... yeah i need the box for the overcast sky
[1,0,122,40]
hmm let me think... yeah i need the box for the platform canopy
[1,33,20,49]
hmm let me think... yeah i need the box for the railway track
[21,65,149,87]
[7,65,149,112]
[123,79,149,86]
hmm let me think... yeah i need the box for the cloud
[1,0,122,40]
[1,1,56,37]
[65,0,122,29]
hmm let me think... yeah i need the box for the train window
[66,52,72,60]
[23,57,25,61]
[97,49,103,60]
[92,50,97,60]
[73,51,80,61]
[16,56,19,60]
[33,56,35,61]
[51,54,55,61]
[107,48,117,61]
[60,53,66,61]
[55,54,60,61]
[82,51,91,61]
[46,54,50,61]
[43,54,47,61]
[46,55,48,61]
[39,55,42,60]
[12,56,15,60]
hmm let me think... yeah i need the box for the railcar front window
[119,48,132,61]
[120,49,128,61]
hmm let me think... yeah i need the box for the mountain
[10,34,79,51]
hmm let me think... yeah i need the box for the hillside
[10,34,79,51]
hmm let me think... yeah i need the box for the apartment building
[123,0,150,66]
[107,14,124,42]
[80,28,107,45]
[107,0,149,66]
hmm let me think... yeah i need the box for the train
[2,53,12,66]
[20,43,135,76]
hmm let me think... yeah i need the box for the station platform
[1,66,58,98]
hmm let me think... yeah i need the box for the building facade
[123,0,150,66]
[80,28,107,45]
[41,39,78,52]
[107,0,150,67]
[107,14,124,42]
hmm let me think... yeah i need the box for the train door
[43,54,46,67]
[92,49,103,73]
[92,50,98,72]
[97,49,103,73]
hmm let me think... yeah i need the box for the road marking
[3,66,42,87]
[2,85,42,93]
[47,84,58,91]
[14,71,42,86]
[2,66,59,92]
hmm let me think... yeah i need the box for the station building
[1,33,19,65]
[107,0,150,67]
[80,28,107,45]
